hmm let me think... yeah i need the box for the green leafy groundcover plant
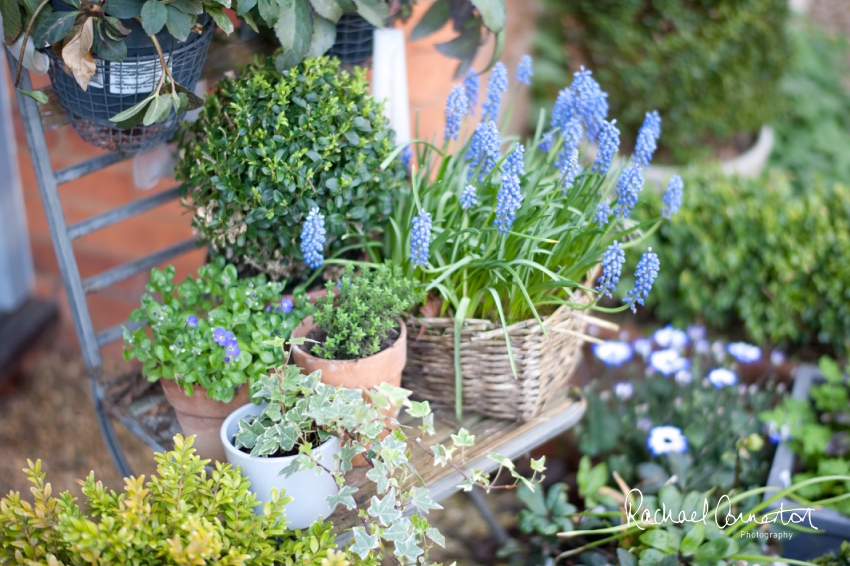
[638,169,850,352]
[769,24,850,190]
[123,258,307,402]
[533,0,789,163]
[176,55,405,282]
[309,264,423,360]
[0,435,375,565]
[760,357,850,516]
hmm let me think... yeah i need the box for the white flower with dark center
[647,426,688,456]
[633,338,653,359]
[653,325,688,349]
[592,341,633,367]
[708,368,738,389]
[727,342,762,364]
[614,382,634,400]
[649,349,690,376]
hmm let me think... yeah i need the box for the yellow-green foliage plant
[0,435,377,566]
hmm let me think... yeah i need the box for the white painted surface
[372,28,411,144]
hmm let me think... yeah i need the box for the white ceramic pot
[220,403,340,528]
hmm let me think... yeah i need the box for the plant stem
[15,0,53,87]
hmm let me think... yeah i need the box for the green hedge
[534,0,790,163]
[640,170,850,352]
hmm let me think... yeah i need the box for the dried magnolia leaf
[61,17,96,90]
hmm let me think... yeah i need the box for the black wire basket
[326,13,375,67]
[45,17,214,152]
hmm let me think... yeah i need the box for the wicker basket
[403,296,595,422]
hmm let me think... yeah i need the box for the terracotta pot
[161,379,250,462]
[291,316,407,390]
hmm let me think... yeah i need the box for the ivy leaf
[305,15,335,58]
[409,0,448,41]
[273,422,298,451]
[274,0,312,70]
[408,400,431,418]
[310,0,343,22]
[394,533,423,563]
[469,0,505,32]
[487,452,515,471]
[234,416,264,448]
[278,455,306,477]
[432,443,453,467]
[350,527,379,559]
[140,0,168,36]
[326,485,358,510]
[351,0,387,27]
[451,428,475,447]
[530,456,546,473]
[365,460,391,494]
[382,516,411,543]
[426,527,445,547]
[367,488,401,526]
[408,486,441,514]
[33,10,80,48]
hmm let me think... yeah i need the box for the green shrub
[0,435,373,565]
[813,542,850,566]
[640,170,850,352]
[309,264,422,360]
[770,24,850,190]
[534,0,789,163]
[123,258,307,402]
[176,55,405,282]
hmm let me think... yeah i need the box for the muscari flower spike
[463,69,479,115]
[595,202,611,228]
[633,110,661,168]
[466,121,501,181]
[495,173,522,233]
[624,247,659,313]
[401,146,412,170]
[515,55,533,85]
[662,175,683,220]
[593,119,619,174]
[571,66,609,141]
[481,62,508,123]
[460,185,479,211]
[410,210,432,268]
[300,207,326,269]
[444,84,469,141]
[613,163,644,219]
[504,143,525,177]
[595,241,625,298]
[558,147,580,194]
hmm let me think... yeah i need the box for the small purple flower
[177,341,183,346]
[460,185,479,210]
[770,350,786,366]
[515,55,533,85]
[624,248,659,313]
[593,119,619,174]
[661,175,684,220]
[570,66,609,141]
[595,202,611,229]
[280,297,294,313]
[494,173,522,233]
[767,422,791,444]
[224,331,237,347]
[595,241,625,298]
[504,143,525,178]
[402,146,412,170]
[225,342,241,358]
[466,121,501,181]
[265,305,271,311]
[613,164,644,219]
[557,146,580,194]
[224,356,231,363]
[213,327,228,346]
[410,210,432,267]
[186,315,198,328]
[444,84,469,141]
[632,110,661,168]
[481,62,508,123]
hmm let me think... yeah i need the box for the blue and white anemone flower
[592,340,633,367]
[648,349,690,376]
[707,368,738,388]
[614,382,634,400]
[652,325,689,349]
[727,342,762,364]
[647,426,688,456]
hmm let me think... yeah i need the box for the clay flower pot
[160,379,250,462]
[291,316,407,390]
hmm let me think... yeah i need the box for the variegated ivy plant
[234,337,546,565]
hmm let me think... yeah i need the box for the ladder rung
[82,238,199,294]
[54,151,134,185]
[97,319,145,347]
[67,187,182,240]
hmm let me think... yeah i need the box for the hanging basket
[44,16,214,152]
[402,292,596,422]
[326,13,374,67]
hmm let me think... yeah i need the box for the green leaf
[274,0,312,70]
[104,0,145,18]
[309,0,343,22]
[103,17,131,39]
[326,485,358,510]
[173,82,204,110]
[33,10,80,47]
[111,96,154,128]
[395,533,423,563]
[256,0,277,26]
[351,0,387,27]
[478,25,505,75]
[171,0,203,14]
[350,527,379,559]
[2,0,23,44]
[17,89,49,104]
[205,6,234,34]
[639,529,667,552]
[617,549,637,566]
[409,0,448,40]
[434,24,481,61]
[92,22,127,62]
[305,15,335,57]
[680,524,705,556]
[165,4,192,41]
[140,0,168,35]
[143,94,172,126]
[469,0,505,32]
[367,488,401,526]
[638,548,665,566]
[693,537,737,561]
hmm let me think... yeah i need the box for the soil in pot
[301,327,400,358]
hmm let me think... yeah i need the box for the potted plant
[533,0,789,181]
[0,434,374,564]
[374,57,675,422]
[2,0,227,150]
[223,335,547,565]
[176,55,406,283]
[760,359,850,560]
[290,263,422,391]
[122,258,307,461]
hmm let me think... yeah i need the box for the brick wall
[7,0,538,363]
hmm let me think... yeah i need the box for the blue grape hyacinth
[593,119,619,174]
[550,88,576,137]
[613,164,645,219]
[661,175,683,220]
[633,110,661,168]
[466,121,501,180]
[624,248,660,313]
[410,210,432,267]
[504,143,525,177]
[558,147,580,193]
[401,146,412,170]
[595,241,625,298]
[444,84,469,141]
[463,69,479,115]
[494,173,522,233]
[481,62,508,123]
[300,207,326,269]
[515,55,533,85]
[595,201,611,228]
[460,185,479,210]
[571,66,609,141]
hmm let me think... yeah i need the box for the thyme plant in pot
[373,57,679,421]
[291,263,422,391]
[176,55,406,283]
[123,258,307,460]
